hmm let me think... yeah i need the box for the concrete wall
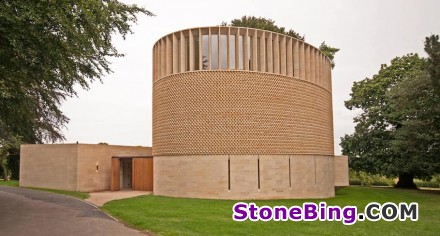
[20,144,151,192]
[334,155,349,187]
[154,155,335,200]
[76,145,152,192]
[20,144,78,191]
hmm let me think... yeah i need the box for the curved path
[0,186,145,236]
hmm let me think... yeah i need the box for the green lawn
[0,180,89,199]
[102,186,440,236]
[0,180,19,187]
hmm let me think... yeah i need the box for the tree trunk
[395,173,417,189]
[1,162,9,180]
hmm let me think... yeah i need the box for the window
[177,37,181,72]
[265,38,269,72]
[220,34,227,69]
[194,35,200,70]
[238,35,244,70]
[211,34,219,69]
[248,36,252,70]
[185,36,190,71]
[201,35,209,69]
[257,37,261,71]
[279,37,282,73]
[229,35,236,69]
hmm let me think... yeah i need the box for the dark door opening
[121,158,132,189]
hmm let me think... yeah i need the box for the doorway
[120,158,132,189]
[111,156,153,191]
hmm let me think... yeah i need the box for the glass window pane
[186,36,190,71]
[279,38,282,73]
[211,34,219,69]
[265,38,269,72]
[229,35,236,69]
[202,35,209,69]
[238,35,244,70]
[273,39,276,73]
[177,37,181,72]
[220,34,227,69]
[194,36,200,70]
[257,37,261,71]
[248,36,252,70]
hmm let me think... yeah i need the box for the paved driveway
[0,186,146,236]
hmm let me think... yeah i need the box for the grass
[0,180,19,187]
[27,187,90,200]
[102,186,440,236]
[0,180,89,199]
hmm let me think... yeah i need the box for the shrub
[414,179,440,188]
[349,169,394,187]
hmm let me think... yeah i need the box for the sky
[60,0,440,154]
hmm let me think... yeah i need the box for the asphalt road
[0,186,145,236]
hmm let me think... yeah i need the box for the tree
[0,136,20,180]
[319,42,339,69]
[341,36,440,188]
[0,1,152,179]
[424,35,440,93]
[222,16,339,68]
[387,70,440,187]
[222,16,304,40]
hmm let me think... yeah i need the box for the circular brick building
[152,26,343,199]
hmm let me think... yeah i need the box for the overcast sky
[60,0,440,154]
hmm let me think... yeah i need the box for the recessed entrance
[121,158,132,189]
[111,156,153,191]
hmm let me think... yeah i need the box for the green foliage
[387,71,440,179]
[5,148,19,180]
[0,1,152,180]
[223,16,304,40]
[342,36,440,187]
[319,42,340,69]
[424,35,440,93]
[222,16,339,68]
[103,187,440,235]
[0,1,152,145]
[0,136,21,180]
[349,169,394,186]
[414,179,440,188]
[342,54,425,175]
[432,174,440,185]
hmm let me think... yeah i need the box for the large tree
[222,16,339,68]
[0,0,152,179]
[425,35,440,93]
[341,36,440,188]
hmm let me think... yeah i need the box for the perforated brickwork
[153,70,334,156]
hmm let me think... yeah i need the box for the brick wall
[153,71,334,156]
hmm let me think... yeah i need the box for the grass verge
[0,180,19,187]
[0,180,89,200]
[27,187,90,200]
[102,186,440,236]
